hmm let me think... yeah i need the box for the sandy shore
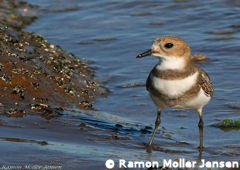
[0,0,107,119]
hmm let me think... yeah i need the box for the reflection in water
[0,137,48,146]
[197,125,203,166]
[197,148,203,166]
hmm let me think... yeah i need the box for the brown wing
[198,69,214,97]
[146,72,151,91]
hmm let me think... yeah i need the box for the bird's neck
[156,57,191,71]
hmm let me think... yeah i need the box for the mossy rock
[212,119,240,131]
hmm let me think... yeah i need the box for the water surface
[2,0,240,168]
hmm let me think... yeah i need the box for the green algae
[212,119,240,130]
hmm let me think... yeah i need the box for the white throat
[154,55,185,70]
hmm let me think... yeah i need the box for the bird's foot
[146,143,152,153]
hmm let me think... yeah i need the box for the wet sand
[0,0,106,117]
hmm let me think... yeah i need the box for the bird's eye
[164,43,174,49]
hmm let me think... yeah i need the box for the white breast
[151,71,199,98]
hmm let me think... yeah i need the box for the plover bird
[136,36,213,151]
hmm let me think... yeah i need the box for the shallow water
[2,0,240,168]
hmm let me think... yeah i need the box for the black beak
[136,49,152,58]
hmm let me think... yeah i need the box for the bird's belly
[149,88,211,110]
[182,88,211,109]
[149,93,166,109]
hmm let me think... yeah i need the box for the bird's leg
[197,109,204,150]
[198,118,204,150]
[198,117,204,128]
[196,117,204,166]
[147,110,161,152]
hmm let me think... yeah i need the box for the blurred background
[2,0,240,168]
